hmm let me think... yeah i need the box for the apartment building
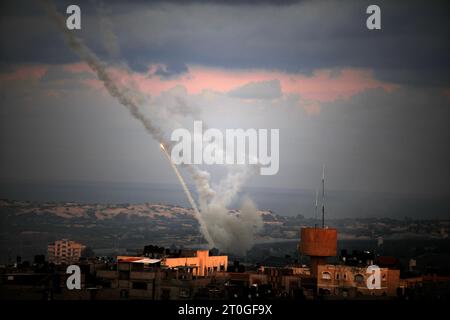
[47,239,86,265]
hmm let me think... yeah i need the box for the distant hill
[1,180,449,219]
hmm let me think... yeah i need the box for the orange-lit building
[94,250,228,299]
[47,239,86,265]
[118,250,227,277]
[162,250,228,276]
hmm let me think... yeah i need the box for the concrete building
[95,250,227,300]
[96,260,211,300]
[47,239,86,265]
[317,264,400,298]
[162,250,228,276]
[118,250,227,277]
[299,226,403,299]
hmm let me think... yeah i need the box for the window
[336,273,340,280]
[322,272,331,280]
[354,274,364,282]
[343,273,347,280]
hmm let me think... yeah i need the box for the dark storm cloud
[0,1,78,65]
[1,0,449,86]
[317,88,450,196]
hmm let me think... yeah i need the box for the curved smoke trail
[39,0,214,243]
[42,0,263,254]
[160,144,214,246]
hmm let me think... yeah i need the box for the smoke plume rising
[42,0,262,255]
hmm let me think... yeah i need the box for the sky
[0,0,449,213]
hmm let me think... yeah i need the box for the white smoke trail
[41,1,165,142]
[40,0,214,245]
[160,144,214,246]
[43,0,263,254]
[82,6,263,254]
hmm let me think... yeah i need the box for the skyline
[1,1,450,306]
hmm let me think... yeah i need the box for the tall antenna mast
[322,164,325,228]
[314,189,318,227]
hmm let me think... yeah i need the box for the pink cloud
[0,65,48,82]
[123,65,397,103]
[60,62,398,114]
[280,69,397,102]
